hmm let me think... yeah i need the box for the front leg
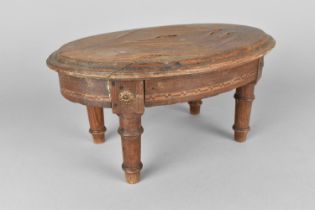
[118,113,143,184]
[111,80,144,184]
[233,83,255,142]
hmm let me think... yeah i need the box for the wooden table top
[47,24,275,80]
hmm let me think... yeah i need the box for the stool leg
[118,114,143,184]
[87,106,106,144]
[111,80,144,184]
[188,100,202,115]
[233,83,255,142]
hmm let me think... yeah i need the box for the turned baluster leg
[87,106,106,144]
[233,83,255,142]
[118,114,143,184]
[111,80,144,184]
[188,100,202,115]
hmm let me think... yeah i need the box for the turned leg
[188,100,202,115]
[111,80,144,184]
[233,83,255,142]
[87,106,106,144]
[118,114,143,184]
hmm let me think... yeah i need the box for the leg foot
[233,126,250,142]
[188,100,202,115]
[87,106,106,144]
[233,83,255,142]
[125,172,140,184]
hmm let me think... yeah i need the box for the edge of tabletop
[46,36,276,81]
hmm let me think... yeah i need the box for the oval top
[47,24,275,80]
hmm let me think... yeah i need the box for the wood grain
[86,106,106,144]
[233,83,255,142]
[46,23,275,184]
[47,24,275,80]
[59,73,111,107]
[110,81,144,184]
[144,60,259,106]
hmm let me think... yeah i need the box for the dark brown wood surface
[189,100,202,115]
[47,24,275,80]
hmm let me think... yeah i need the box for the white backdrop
[1,0,315,209]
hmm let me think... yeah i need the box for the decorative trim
[61,89,111,102]
[118,127,144,137]
[234,93,255,102]
[119,90,135,104]
[122,162,143,173]
[89,127,106,134]
[232,125,250,132]
[146,71,256,103]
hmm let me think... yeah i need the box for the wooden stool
[47,24,275,184]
